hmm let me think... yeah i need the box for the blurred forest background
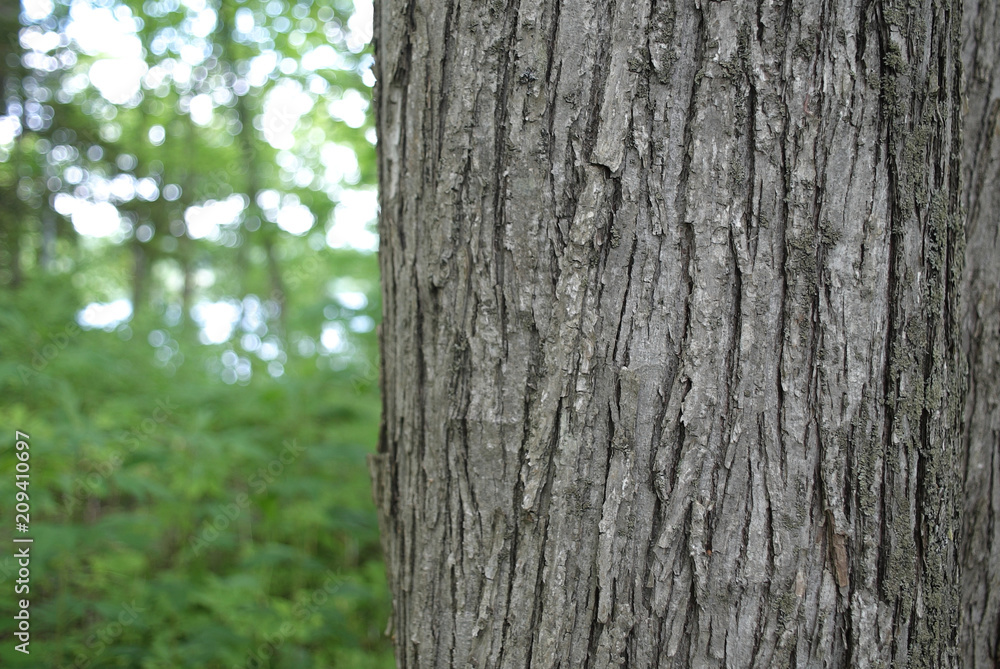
[0,0,392,666]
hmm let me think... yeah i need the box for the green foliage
[0,0,390,665]
[0,276,391,668]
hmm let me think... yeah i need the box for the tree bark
[959,0,1000,666]
[371,1,968,666]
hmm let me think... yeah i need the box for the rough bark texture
[370,0,967,666]
[960,0,1000,665]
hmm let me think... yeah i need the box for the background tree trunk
[1,2,26,289]
[371,0,970,666]
[960,0,1000,666]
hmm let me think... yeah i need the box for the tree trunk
[0,2,25,289]
[371,1,969,666]
[959,0,1000,665]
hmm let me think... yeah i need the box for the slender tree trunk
[1,3,25,289]
[959,0,1000,665]
[40,208,56,272]
[219,0,290,338]
[131,239,146,314]
[371,1,968,666]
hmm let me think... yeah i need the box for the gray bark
[371,0,971,666]
[960,0,1000,666]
